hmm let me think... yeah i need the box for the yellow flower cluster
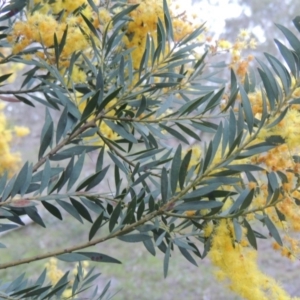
[242,104,300,250]
[184,75,300,299]
[76,95,119,145]
[8,0,111,79]
[209,220,295,300]
[273,235,299,261]
[0,104,30,177]
[8,0,207,82]
[45,257,89,299]
[45,257,64,285]
[216,29,257,80]
[14,125,30,137]
[123,0,204,69]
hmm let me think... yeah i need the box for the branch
[100,113,223,123]
[32,118,97,172]
[0,293,18,300]
[0,87,43,95]
[0,208,162,270]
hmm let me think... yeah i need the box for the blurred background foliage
[0,1,299,299]
[193,0,300,56]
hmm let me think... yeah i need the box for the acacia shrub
[0,1,300,299]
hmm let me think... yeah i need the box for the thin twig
[32,118,97,172]
[0,208,162,270]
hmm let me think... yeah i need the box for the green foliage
[1,0,300,299]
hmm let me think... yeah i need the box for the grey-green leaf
[118,233,151,243]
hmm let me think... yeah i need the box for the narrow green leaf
[163,0,174,40]
[143,238,156,256]
[0,171,8,196]
[293,16,300,33]
[274,39,297,77]
[80,13,99,37]
[161,167,168,204]
[67,151,85,190]
[183,183,222,200]
[170,145,181,195]
[11,162,29,197]
[104,120,137,143]
[76,165,109,191]
[59,25,68,55]
[228,189,254,214]
[98,87,122,112]
[56,199,83,223]
[89,212,103,241]
[175,122,201,141]
[175,200,222,211]
[139,35,150,77]
[155,231,167,247]
[39,109,53,159]
[2,175,16,201]
[95,146,105,173]
[0,73,12,83]
[35,268,47,287]
[243,219,257,249]
[21,286,51,297]
[132,172,150,187]
[266,172,278,194]
[179,25,205,46]
[135,95,147,118]
[41,281,69,299]
[257,60,279,108]
[238,143,275,158]
[258,69,276,110]
[131,147,165,161]
[159,124,189,144]
[112,4,139,25]
[276,23,300,54]
[109,201,122,232]
[25,207,46,227]
[57,253,89,262]
[70,197,93,223]
[239,84,254,134]
[179,149,192,189]
[118,233,151,243]
[264,215,283,246]
[54,33,59,67]
[156,96,173,118]
[164,242,171,278]
[50,146,99,161]
[265,53,291,95]
[56,107,69,143]
[275,206,286,221]
[42,201,62,220]
[0,223,18,232]
[204,87,225,112]
[179,93,213,116]
[77,252,122,264]
[266,107,288,129]
[40,159,51,194]
[227,164,264,172]
[178,246,198,267]
[81,93,98,121]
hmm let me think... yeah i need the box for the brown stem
[0,87,43,95]
[0,208,161,270]
[32,118,97,172]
